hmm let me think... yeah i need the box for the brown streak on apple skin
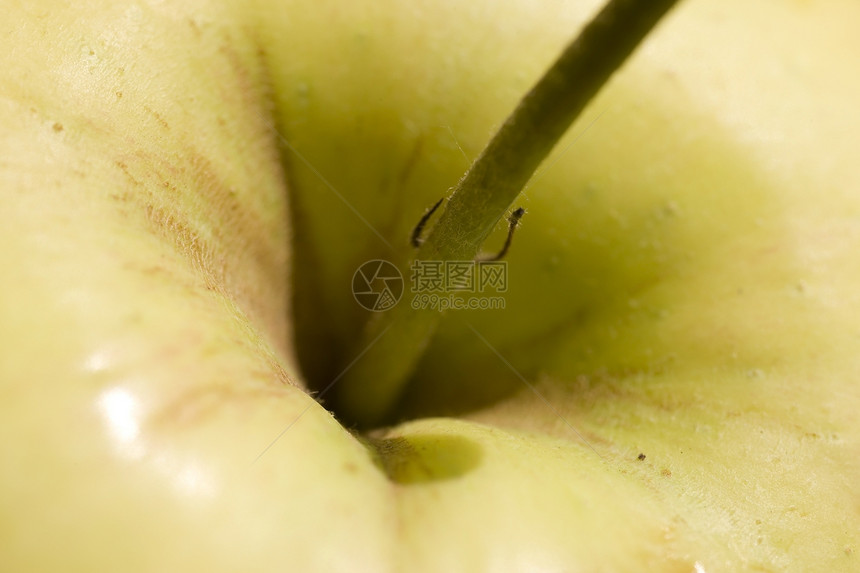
[92,15,291,356]
[260,351,295,389]
[142,201,221,290]
[114,160,142,188]
[142,105,170,131]
[109,136,288,352]
[216,27,269,117]
[147,383,295,431]
[343,462,359,475]
[189,152,287,299]
[187,16,201,37]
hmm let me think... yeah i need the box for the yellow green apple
[2,0,859,571]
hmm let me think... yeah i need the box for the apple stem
[330,0,683,428]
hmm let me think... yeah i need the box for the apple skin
[2,1,396,570]
[2,1,860,572]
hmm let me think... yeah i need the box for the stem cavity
[330,0,683,427]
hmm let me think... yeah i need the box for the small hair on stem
[477,207,526,262]
[410,197,445,248]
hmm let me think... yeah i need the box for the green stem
[331,0,683,427]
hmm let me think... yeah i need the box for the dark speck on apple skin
[637,453,646,461]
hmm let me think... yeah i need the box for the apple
[2,0,860,571]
